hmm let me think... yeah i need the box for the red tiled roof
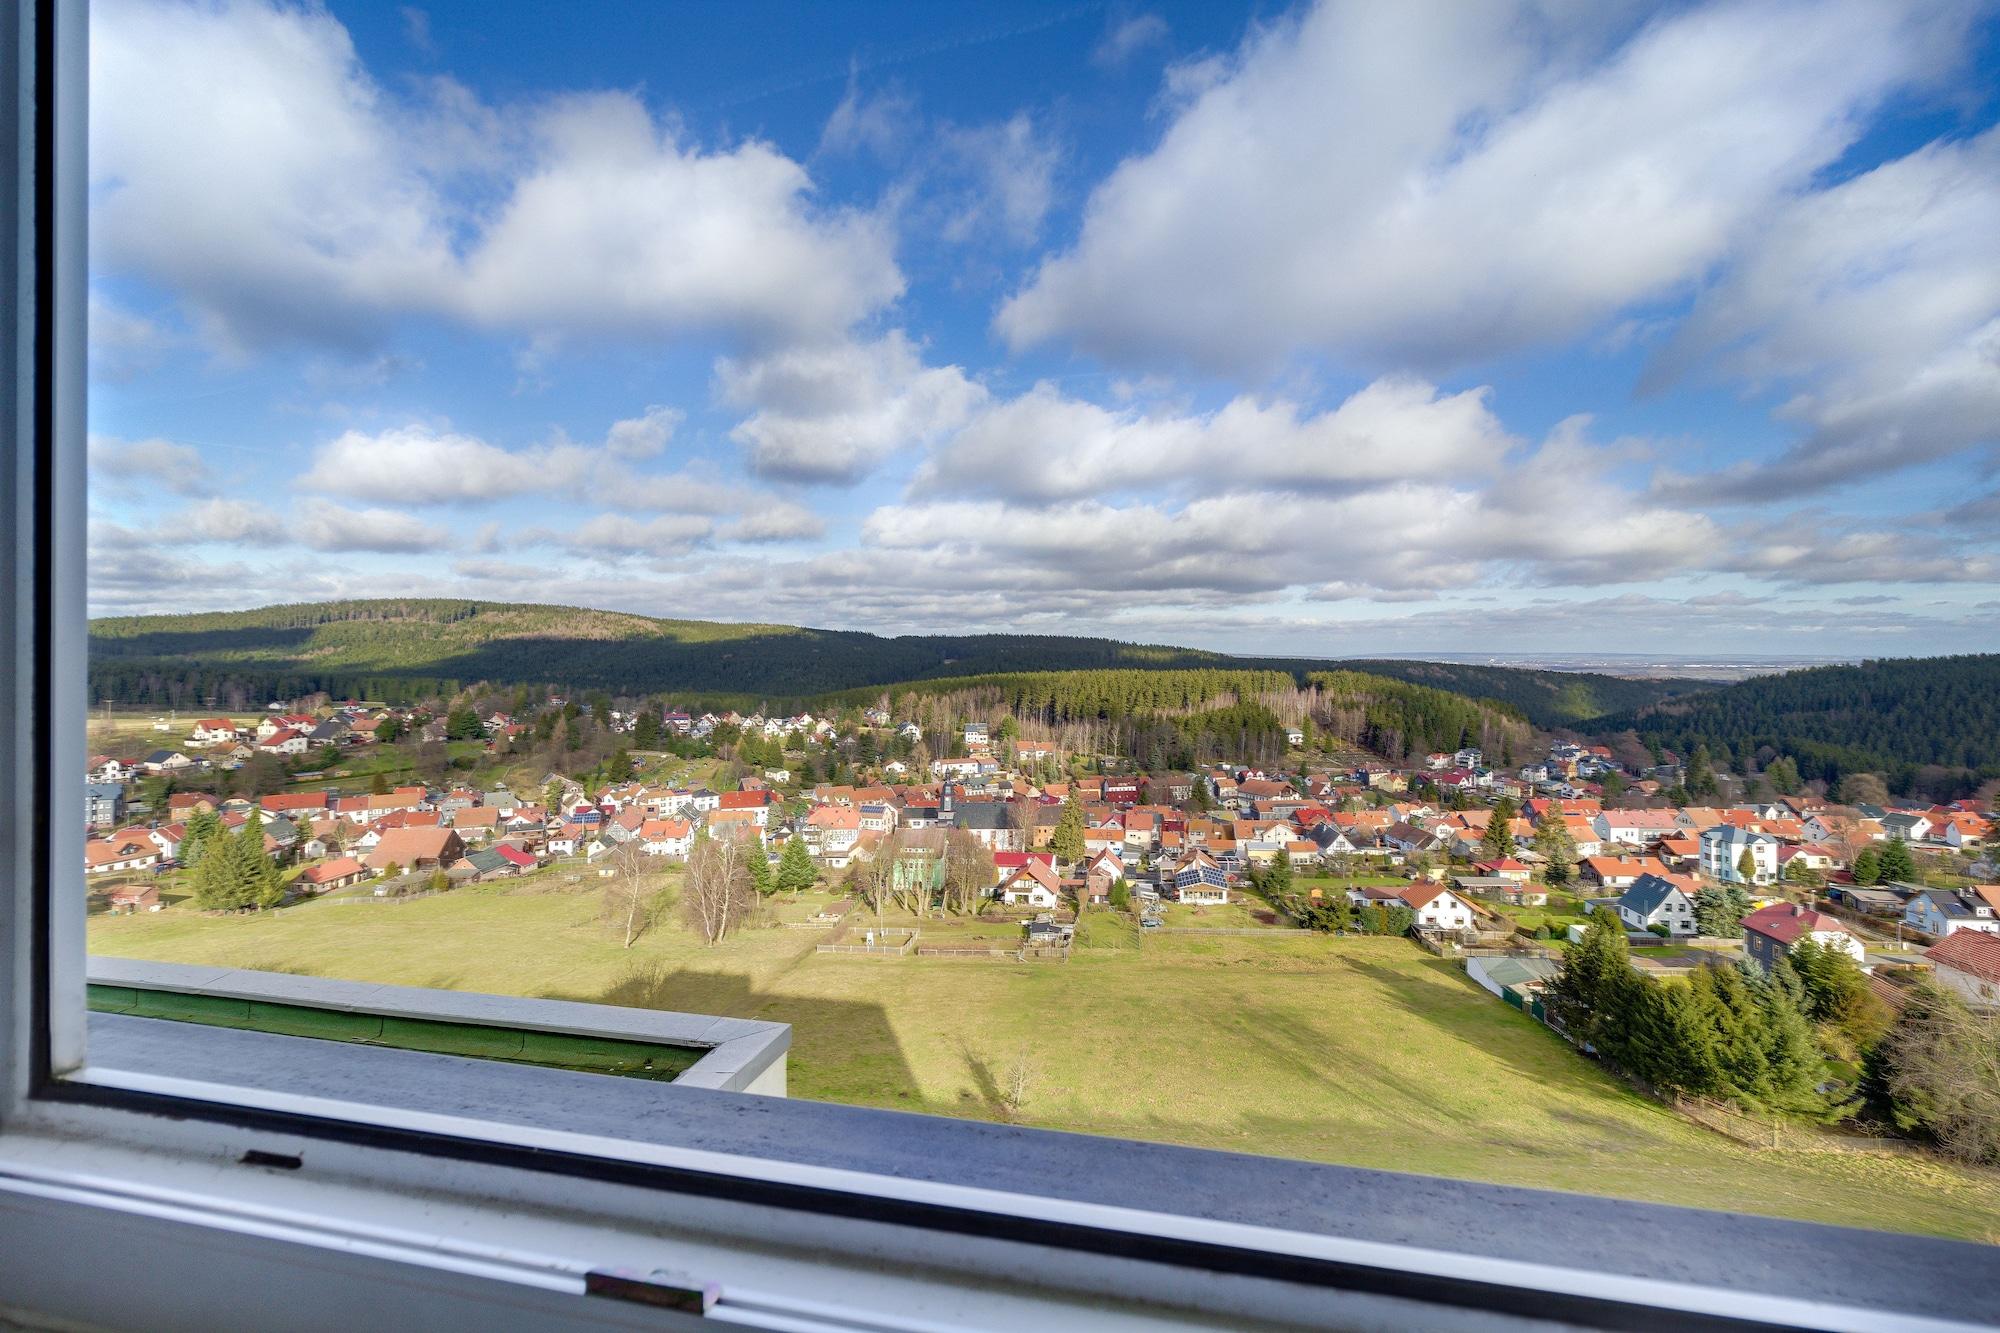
[1926,930,2000,985]
[1741,902,1847,946]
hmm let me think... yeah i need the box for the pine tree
[181,808,223,867]
[777,836,817,895]
[1624,977,1722,1096]
[1481,797,1516,862]
[1691,962,1772,1107]
[1052,791,1086,865]
[1757,959,1828,1115]
[1877,838,1916,884]
[746,844,774,896]
[1735,848,1757,884]
[1852,844,1882,885]
[1693,883,1751,937]
[1547,913,1630,1050]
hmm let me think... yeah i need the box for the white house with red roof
[996,858,1062,910]
[188,718,241,747]
[1400,881,1475,931]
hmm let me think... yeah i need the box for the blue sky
[85,0,2000,657]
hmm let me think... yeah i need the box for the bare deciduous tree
[943,828,990,915]
[600,842,662,949]
[682,832,755,946]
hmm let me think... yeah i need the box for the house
[1581,855,1669,891]
[84,835,160,876]
[1614,873,1697,936]
[1699,825,1779,886]
[362,827,464,874]
[1471,857,1530,884]
[1400,882,1475,931]
[1942,813,1991,850]
[1902,887,2000,937]
[188,718,240,746]
[954,802,1023,852]
[995,858,1062,910]
[1170,850,1230,904]
[295,856,370,893]
[1593,810,1682,847]
[1741,903,1865,973]
[1085,847,1126,881]
[1924,932,2000,1008]
[1880,813,1934,844]
[140,749,196,774]
[639,819,694,858]
[84,782,124,829]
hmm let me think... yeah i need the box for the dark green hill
[87,598,1703,727]
[1603,654,2000,798]
[1342,659,1710,726]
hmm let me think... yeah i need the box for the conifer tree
[777,836,817,895]
[1877,838,1916,884]
[746,843,774,896]
[1052,791,1086,865]
[1692,963,1773,1107]
[1532,808,1576,884]
[1481,797,1516,862]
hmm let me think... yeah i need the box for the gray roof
[1616,873,1690,917]
[953,802,1014,831]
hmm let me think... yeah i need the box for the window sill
[23,996,1994,1330]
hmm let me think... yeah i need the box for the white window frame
[0,7,1993,1329]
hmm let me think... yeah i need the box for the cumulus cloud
[998,0,1977,373]
[88,434,213,496]
[719,332,986,483]
[296,499,452,553]
[91,0,903,353]
[602,405,683,459]
[300,425,581,502]
[552,513,716,556]
[914,375,1512,501]
[181,498,288,545]
[1649,127,2000,494]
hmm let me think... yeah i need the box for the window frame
[2,6,1995,1329]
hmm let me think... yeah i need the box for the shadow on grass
[547,963,918,1105]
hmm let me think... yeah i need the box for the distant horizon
[88,596,1944,683]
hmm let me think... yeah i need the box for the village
[82,702,2000,986]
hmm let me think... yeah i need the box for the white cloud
[939,114,1060,245]
[300,425,585,502]
[718,502,828,543]
[87,292,176,381]
[1650,127,2000,492]
[1094,13,1169,68]
[88,434,213,496]
[455,93,902,347]
[296,499,452,553]
[915,375,1512,501]
[998,0,1978,373]
[555,513,716,556]
[819,73,917,160]
[181,498,288,545]
[603,405,684,459]
[91,1,903,353]
[719,332,986,483]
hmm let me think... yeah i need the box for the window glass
[81,0,2000,1246]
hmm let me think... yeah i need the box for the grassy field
[87,887,2000,1242]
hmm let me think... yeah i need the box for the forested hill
[1342,659,1710,726]
[88,598,1700,727]
[827,667,1534,771]
[1605,655,2000,798]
